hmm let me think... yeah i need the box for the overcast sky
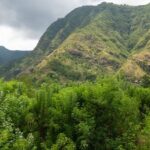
[0,0,150,50]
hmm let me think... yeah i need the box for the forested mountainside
[0,46,30,76]
[2,2,150,83]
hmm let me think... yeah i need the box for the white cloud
[0,25,37,50]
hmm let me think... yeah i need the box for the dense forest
[1,77,150,150]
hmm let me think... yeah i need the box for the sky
[0,0,150,50]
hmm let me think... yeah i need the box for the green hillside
[0,46,30,76]
[2,3,150,83]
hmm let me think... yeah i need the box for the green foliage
[141,75,150,88]
[1,77,150,149]
[51,133,76,150]
[49,59,82,80]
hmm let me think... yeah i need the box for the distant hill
[0,46,30,76]
[0,46,30,65]
[2,3,150,83]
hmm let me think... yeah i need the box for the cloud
[0,25,38,50]
[0,0,82,39]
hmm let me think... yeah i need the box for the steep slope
[3,3,150,82]
[120,49,150,81]
[119,4,150,82]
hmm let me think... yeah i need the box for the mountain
[2,3,150,83]
[0,46,30,76]
[0,46,30,65]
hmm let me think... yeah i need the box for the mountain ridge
[1,3,150,83]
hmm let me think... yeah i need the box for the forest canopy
[1,77,150,150]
